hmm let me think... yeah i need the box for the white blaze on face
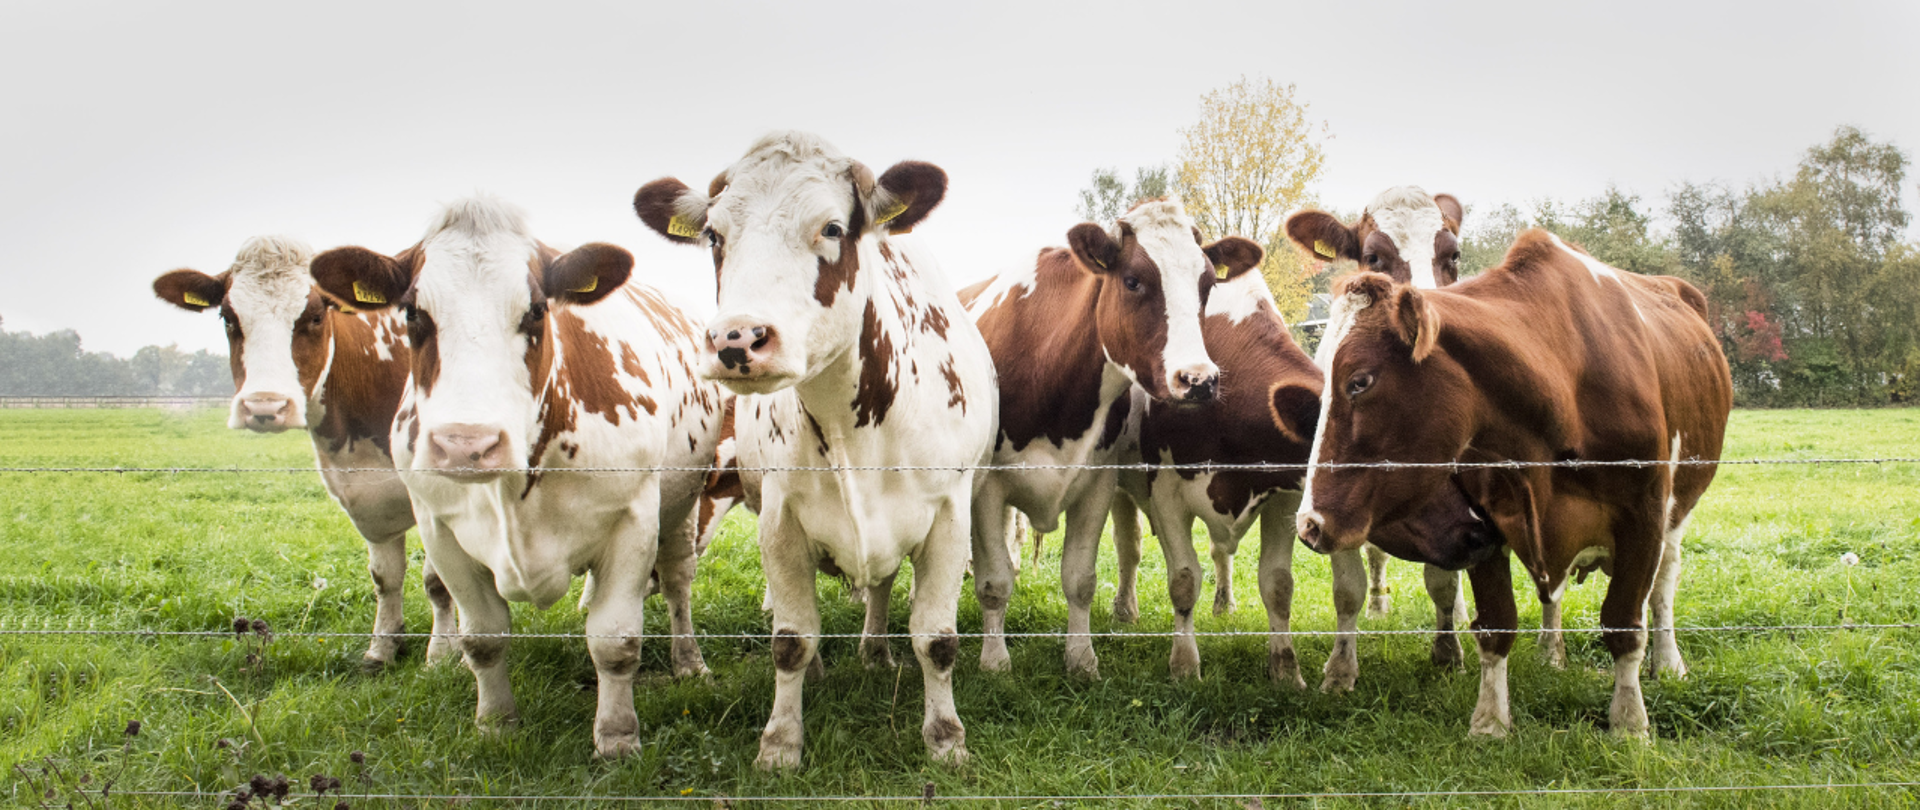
[222,236,319,429]
[407,198,543,464]
[1297,291,1374,526]
[1119,197,1215,393]
[1366,186,1446,290]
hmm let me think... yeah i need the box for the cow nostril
[726,329,742,341]
[750,326,766,339]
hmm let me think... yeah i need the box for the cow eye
[704,227,722,249]
[821,223,845,239]
[1122,276,1142,292]
[1365,254,1380,267]
[1345,372,1375,399]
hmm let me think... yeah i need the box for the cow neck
[1145,303,1317,498]
[308,308,408,458]
[986,249,1123,453]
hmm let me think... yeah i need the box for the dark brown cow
[958,196,1263,678]
[1295,229,1732,737]
[153,236,454,668]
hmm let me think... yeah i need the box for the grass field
[3,407,1919,808]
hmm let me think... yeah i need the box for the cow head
[633,131,945,395]
[1286,187,1465,289]
[1068,198,1262,403]
[1295,272,1477,554]
[310,197,631,480]
[152,236,332,432]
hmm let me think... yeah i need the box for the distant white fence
[0,396,229,409]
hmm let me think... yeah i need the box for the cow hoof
[674,660,712,679]
[476,713,520,736]
[424,640,458,668]
[861,639,896,670]
[928,741,970,768]
[1430,634,1464,669]
[359,655,391,675]
[594,735,641,759]
[1064,646,1100,680]
[1467,719,1511,738]
[1212,592,1235,617]
[1319,671,1357,694]
[979,644,1012,674]
[1111,594,1139,625]
[1366,594,1391,618]
[1541,648,1568,670]
[754,746,802,771]
[1649,651,1689,680]
[1168,648,1201,681]
[1268,649,1306,689]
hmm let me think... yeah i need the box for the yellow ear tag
[182,291,211,308]
[1313,240,1337,260]
[570,275,598,294]
[1215,264,1230,277]
[352,281,387,305]
[876,199,909,225]
[667,215,701,239]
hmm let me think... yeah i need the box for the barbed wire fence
[5,454,1919,805]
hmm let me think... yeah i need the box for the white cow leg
[1321,547,1365,693]
[757,509,818,771]
[1061,486,1115,678]
[1647,517,1690,679]
[1426,564,1466,669]
[583,506,658,759]
[1109,496,1143,625]
[655,512,709,678]
[910,498,971,766]
[1209,525,1238,617]
[1363,544,1393,617]
[1152,506,1205,680]
[860,573,898,669]
[968,484,1017,673]
[1469,645,1512,737]
[420,553,459,666]
[425,523,518,732]
[362,529,409,667]
[1610,636,1651,739]
[1256,496,1305,688]
[1539,596,1568,669]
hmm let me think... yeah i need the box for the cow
[152,236,455,668]
[632,131,996,769]
[308,197,725,758]
[1294,229,1732,737]
[957,196,1262,678]
[1285,186,1477,668]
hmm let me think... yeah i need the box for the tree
[1075,165,1171,227]
[1173,77,1331,321]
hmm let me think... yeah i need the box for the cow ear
[1203,236,1264,280]
[1269,382,1321,445]
[1067,223,1122,275]
[544,243,633,305]
[153,269,226,312]
[1433,194,1465,234]
[869,161,948,235]
[633,178,709,245]
[1285,210,1360,262]
[311,246,414,311]
[1389,286,1440,362]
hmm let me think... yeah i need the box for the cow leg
[421,553,459,666]
[422,522,518,732]
[910,497,971,767]
[860,573,898,669]
[757,506,819,771]
[968,479,1016,673]
[583,495,660,760]
[1209,520,1239,617]
[1647,515,1691,679]
[362,529,409,667]
[1004,507,1030,573]
[1426,564,1467,669]
[1150,502,1205,680]
[1363,544,1393,617]
[1256,494,1306,688]
[1321,546,1365,693]
[1539,594,1568,669]
[1466,550,1518,737]
[1603,513,1664,740]
[1061,481,1117,679]
[655,510,709,678]
[1110,493,1143,625]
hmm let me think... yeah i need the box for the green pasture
[3,408,1919,807]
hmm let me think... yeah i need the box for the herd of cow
[150,131,1733,768]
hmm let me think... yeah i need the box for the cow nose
[706,319,779,374]
[427,425,511,474]
[1171,363,1220,403]
[241,395,293,430]
[1296,511,1327,553]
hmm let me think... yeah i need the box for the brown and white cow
[1286,186,1477,667]
[152,236,455,668]
[1295,230,1732,737]
[957,197,1262,678]
[634,132,996,769]
[310,197,725,758]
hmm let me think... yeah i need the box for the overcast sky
[4,1,1916,356]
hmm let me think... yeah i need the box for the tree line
[1078,76,1916,407]
[0,315,231,397]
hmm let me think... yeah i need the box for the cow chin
[700,360,801,395]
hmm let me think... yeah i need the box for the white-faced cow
[309,198,725,758]
[1286,186,1478,668]
[633,132,996,769]
[1295,230,1732,737]
[957,197,1262,678]
[153,236,455,668]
